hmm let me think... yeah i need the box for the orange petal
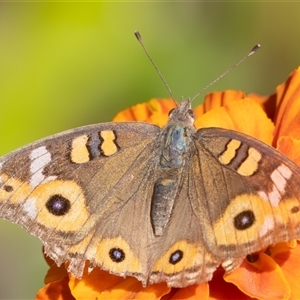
[98,277,170,300]
[224,253,290,300]
[113,98,175,127]
[161,283,209,300]
[128,103,152,121]
[69,267,170,300]
[200,90,246,110]
[113,102,152,122]
[273,67,300,142]
[44,262,68,285]
[142,98,175,127]
[194,90,246,119]
[276,136,300,166]
[148,98,176,116]
[35,276,74,300]
[269,241,300,300]
[69,268,125,299]
[208,268,252,300]
[41,254,67,284]
[248,93,269,106]
[194,98,274,144]
[132,282,170,300]
[249,92,277,121]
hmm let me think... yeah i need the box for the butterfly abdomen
[151,123,194,236]
[151,178,178,236]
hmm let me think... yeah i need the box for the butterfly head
[168,98,195,127]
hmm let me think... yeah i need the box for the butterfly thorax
[151,101,196,236]
[159,100,195,165]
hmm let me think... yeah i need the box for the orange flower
[36,67,300,299]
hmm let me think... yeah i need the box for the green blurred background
[1,3,300,299]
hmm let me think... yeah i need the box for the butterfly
[1,33,300,288]
[1,97,300,288]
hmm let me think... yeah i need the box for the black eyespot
[3,185,13,192]
[291,206,300,214]
[234,210,255,230]
[187,109,195,119]
[46,195,71,216]
[246,253,259,263]
[169,250,183,265]
[168,108,175,116]
[109,247,125,263]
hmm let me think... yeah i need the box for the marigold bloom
[36,67,300,300]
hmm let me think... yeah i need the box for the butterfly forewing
[0,122,159,259]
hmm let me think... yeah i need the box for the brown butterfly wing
[0,122,160,279]
[195,127,300,271]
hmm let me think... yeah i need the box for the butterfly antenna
[191,44,261,102]
[134,31,177,105]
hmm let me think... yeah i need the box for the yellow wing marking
[100,130,118,156]
[71,135,90,163]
